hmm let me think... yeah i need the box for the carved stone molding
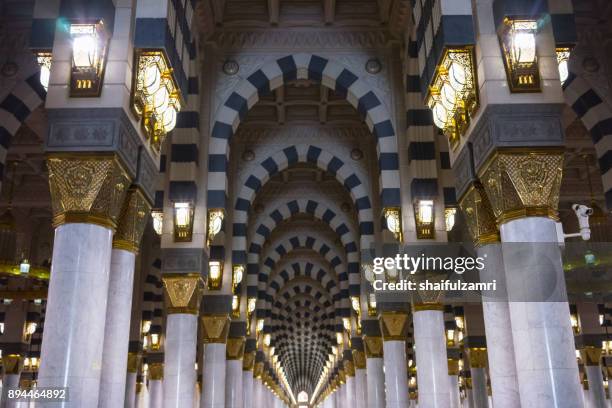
[363,336,383,358]
[162,274,203,314]
[458,183,499,246]
[478,149,564,224]
[47,154,131,230]
[113,188,151,253]
[201,314,231,343]
[226,337,246,359]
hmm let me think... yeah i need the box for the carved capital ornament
[162,274,202,314]
[113,188,152,253]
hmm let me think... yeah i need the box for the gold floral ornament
[162,274,203,314]
[113,188,152,253]
[379,311,409,341]
[47,155,131,229]
[458,183,499,246]
[201,314,231,343]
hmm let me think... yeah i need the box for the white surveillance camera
[572,204,592,240]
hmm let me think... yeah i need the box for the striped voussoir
[246,198,360,294]
[0,71,46,187]
[208,53,400,211]
[233,144,373,266]
[563,70,612,211]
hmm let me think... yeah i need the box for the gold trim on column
[412,302,445,312]
[448,358,460,375]
[113,188,152,253]
[363,336,383,358]
[148,362,163,380]
[47,154,131,230]
[127,352,141,373]
[379,311,409,341]
[243,350,255,371]
[162,274,203,314]
[254,362,264,379]
[344,360,355,377]
[467,347,488,369]
[580,346,602,366]
[478,149,564,225]
[352,350,366,369]
[2,354,23,375]
[201,314,231,343]
[458,183,500,246]
[226,337,246,360]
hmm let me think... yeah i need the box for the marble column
[1,354,23,408]
[253,377,264,407]
[225,337,246,408]
[470,366,488,408]
[135,381,149,408]
[413,307,451,408]
[364,336,385,408]
[448,359,461,408]
[382,341,409,408]
[354,366,367,408]
[148,363,164,408]
[125,368,138,408]
[345,370,356,407]
[582,348,606,408]
[201,315,230,408]
[163,312,199,407]
[242,351,255,406]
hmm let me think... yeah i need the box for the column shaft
[355,368,367,408]
[226,360,244,408]
[243,371,253,406]
[201,343,226,408]
[470,367,488,408]
[383,340,409,408]
[149,379,163,408]
[448,375,460,408]
[3,373,21,408]
[125,372,137,408]
[366,357,385,408]
[585,365,606,408]
[346,375,356,407]
[163,314,198,408]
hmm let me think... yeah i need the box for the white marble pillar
[2,373,21,408]
[500,217,583,407]
[226,359,243,408]
[366,357,385,408]
[346,375,356,407]
[194,383,202,408]
[253,378,263,407]
[243,371,253,406]
[164,314,198,408]
[149,379,163,408]
[413,309,451,408]
[383,340,409,408]
[478,243,520,408]
[585,365,606,408]
[201,343,227,408]
[125,372,137,408]
[449,375,461,408]
[135,383,149,408]
[355,368,367,408]
[470,367,488,408]
[37,223,113,407]
[99,248,136,408]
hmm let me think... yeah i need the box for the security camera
[572,204,592,241]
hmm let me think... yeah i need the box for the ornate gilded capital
[254,362,264,379]
[243,351,255,371]
[148,362,163,380]
[127,352,141,373]
[580,346,602,366]
[458,183,500,246]
[344,360,355,377]
[412,302,445,312]
[352,350,366,369]
[363,335,383,358]
[478,149,563,225]
[448,358,460,375]
[338,369,346,384]
[379,311,409,341]
[47,154,131,230]
[3,354,23,374]
[201,314,231,343]
[227,337,246,360]
[113,188,151,253]
[162,274,203,314]
[467,347,488,369]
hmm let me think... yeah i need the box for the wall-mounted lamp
[173,202,194,242]
[149,333,161,351]
[446,328,455,347]
[556,47,571,85]
[247,297,256,335]
[445,207,457,232]
[232,264,244,290]
[151,210,163,236]
[69,21,109,97]
[383,207,402,242]
[342,317,351,332]
[19,257,30,274]
[207,209,224,245]
[367,293,377,317]
[350,296,360,314]
[414,200,435,239]
[36,52,52,91]
[142,319,152,335]
[232,294,240,318]
[570,308,580,334]
[207,260,223,290]
[23,321,37,342]
[132,51,182,152]
[499,18,540,92]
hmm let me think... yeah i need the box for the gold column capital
[254,362,264,379]
[243,350,256,371]
[458,183,500,246]
[162,274,203,314]
[478,149,563,225]
[338,369,346,384]
[467,347,488,369]
[379,311,409,341]
[448,358,460,375]
[363,335,384,358]
[127,352,141,373]
[580,346,603,366]
[47,154,131,230]
[226,337,246,360]
[412,302,445,312]
[148,362,164,380]
[344,360,355,377]
[352,350,366,369]
[201,314,230,343]
[113,188,151,253]
[2,354,23,375]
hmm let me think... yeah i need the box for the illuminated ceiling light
[69,21,109,96]
[207,209,224,245]
[556,47,571,85]
[414,200,435,239]
[19,257,30,274]
[132,50,182,152]
[445,207,457,232]
[173,202,194,242]
[36,52,52,91]
[151,210,163,236]
[383,207,402,242]
[499,18,540,92]
[207,260,223,290]
[426,48,478,148]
